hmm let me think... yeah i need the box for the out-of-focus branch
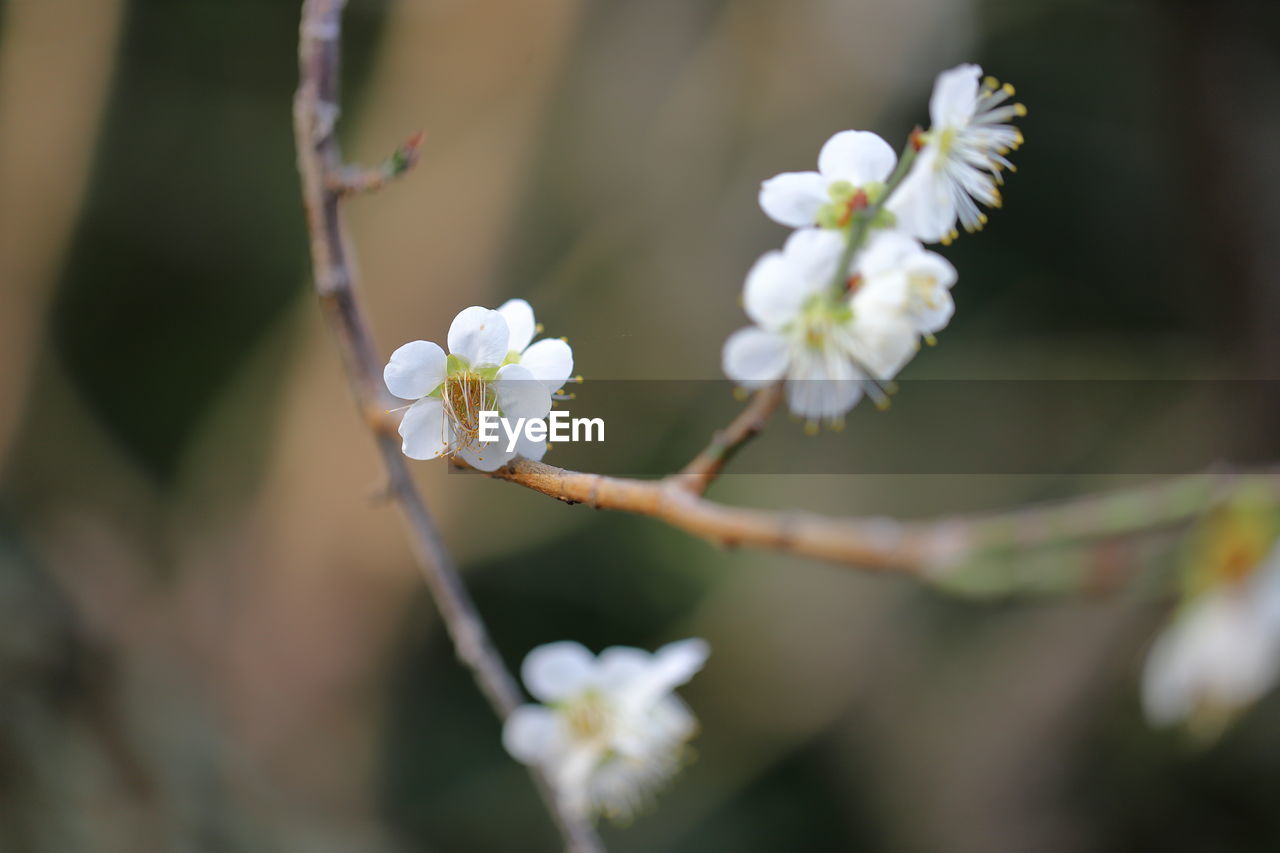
[291,3,602,850]
[482,456,1280,583]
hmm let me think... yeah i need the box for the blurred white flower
[384,306,552,471]
[721,229,917,426]
[1143,541,1280,736]
[892,64,1025,243]
[853,230,959,342]
[503,638,709,822]
[495,298,576,391]
[759,130,899,231]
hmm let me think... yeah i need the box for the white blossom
[853,230,958,341]
[759,130,899,231]
[721,229,917,425]
[892,64,1025,243]
[384,305,554,471]
[503,639,709,821]
[495,298,576,391]
[1142,542,1280,735]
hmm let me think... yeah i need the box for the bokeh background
[4,0,1280,850]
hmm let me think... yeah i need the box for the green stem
[829,139,919,294]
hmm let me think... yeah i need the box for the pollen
[442,370,492,453]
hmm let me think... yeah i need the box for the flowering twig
[479,457,1280,585]
[829,139,919,293]
[292,2,602,849]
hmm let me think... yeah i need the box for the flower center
[795,293,853,353]
[442,370,493,451]
[816,180,886,230]
[909,271,940,309]
[933,126,957,163]
[565,691,612,742]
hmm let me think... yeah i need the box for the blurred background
[3,0,1280,850]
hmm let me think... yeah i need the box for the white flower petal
[648,694,699,743]
[722,327,788,388]
[929,63,981,128]
[782,227,845,286]
[398,398,448,460]
[456,438,513,472]
[522,641,597,703]
[552,742,601,819]
[515,427,547,462]
[743,231,841,328]
[503,704,562,765]
[743,251,800,328]
[384,340,447,401]
[447,306,510,368]
[848,312,918,380]
[1142,591,1280,728]
[595,646,652,693]
[854,229,926,279]
[623,638,709,709]
[906,251,958,334]
[494,363,553,421]
[786,350,863,421]
[887,148,956,244]
[519,338,574,390]
[497,298,537,354]
[817,130,896,186]
[758,171,827,228]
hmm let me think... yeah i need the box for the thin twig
[676,383,784,495]
[292,2,602,850]
[479,457,1280,581]
[328,130,425,195]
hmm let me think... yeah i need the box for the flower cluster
[724,64,1024,426]
[503,639,709,821]
[383,299,573,471]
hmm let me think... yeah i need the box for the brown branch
[292,2,602,850]
[481,457,1280,581]
[676,383,784,495]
